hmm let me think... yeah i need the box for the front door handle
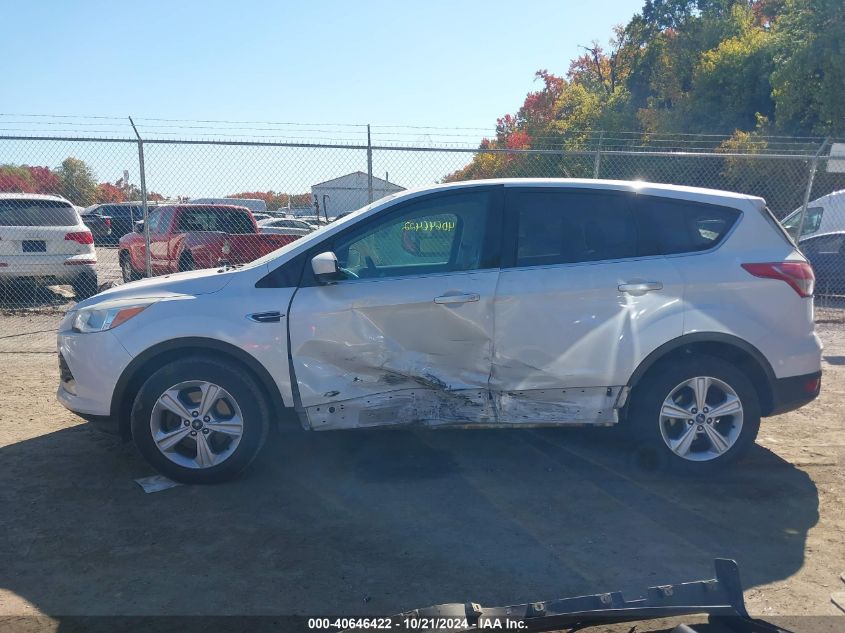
[618,281,663,295]
[434,293,480,305]
[247,311,284,323]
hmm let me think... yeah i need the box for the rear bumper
[768,370,822,416]
[0,259,96,281]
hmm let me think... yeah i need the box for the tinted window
[331,191,490,279]
[635,197,740,255]
[101,205,141,219]
[508,190,637,266]
[0,199,77,226]
[177,208,254,233]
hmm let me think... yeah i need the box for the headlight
[72,301,154,333]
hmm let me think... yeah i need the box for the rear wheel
[71,271,98,300]
[130,356,269,484]
[120,252,141,282]
[627,356,760,473]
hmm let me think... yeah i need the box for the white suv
[56,179,822,483]
[1,193,98,299]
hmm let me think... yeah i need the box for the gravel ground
[0,313,843,626]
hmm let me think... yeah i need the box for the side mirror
[135,220,144,233]
[311,251,340,282]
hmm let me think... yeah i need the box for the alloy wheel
[149,380,244,469]
[658,376,744,461]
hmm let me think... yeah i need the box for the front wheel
[130,357,269,484]
[627,356,761,474]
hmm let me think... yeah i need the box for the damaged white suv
[57,179,822,483]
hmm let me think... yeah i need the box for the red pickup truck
[119,204,298,281]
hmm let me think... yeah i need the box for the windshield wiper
[350,559,790,633]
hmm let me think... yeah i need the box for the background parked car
[0,193,98,299]
[800,231,845,295]
[257,216,314,237]
[80,209,112,244]
[82,203,153,244]
[782,189,845,240]
[118,204,298,280]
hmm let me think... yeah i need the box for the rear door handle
[618,281,663,295]
[434,293,480,305]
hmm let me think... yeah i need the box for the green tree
[771,0,845,134]
[57,157,98,206]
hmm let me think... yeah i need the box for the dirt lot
[0,312,843,626]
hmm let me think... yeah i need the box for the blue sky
[2,0,644,129]
[1,1,646,197]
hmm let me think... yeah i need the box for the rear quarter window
[0,199,78,226]
[634,197,740,255]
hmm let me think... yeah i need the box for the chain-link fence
[2,120,844,352]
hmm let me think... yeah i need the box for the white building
[311,171,404,218]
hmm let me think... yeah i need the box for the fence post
[366,124,374,204]
[128,116,151,278]
[593,130,604,179]
[796,138,830,239]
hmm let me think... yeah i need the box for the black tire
[120,252,141,282]
[627,355,761,474]
[72,271,99,300]
[130,356,270,484]
[178,252,195,272]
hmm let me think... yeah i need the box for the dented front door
[287,188,501,430]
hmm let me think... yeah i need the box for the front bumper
[56,328,133,419]
[768,370,822,416]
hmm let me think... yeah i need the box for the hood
[76,267,239,309]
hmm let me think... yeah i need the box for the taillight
[741,261,815,297]
[65,231,94,245]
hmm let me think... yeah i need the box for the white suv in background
[0,193,98,299]
[56,179,822,483]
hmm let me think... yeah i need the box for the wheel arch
[625,333,777,417]
[111,337,287,439]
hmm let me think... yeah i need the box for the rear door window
[633,196,740,255]
[506,189,638,267]
[0,199,78,226]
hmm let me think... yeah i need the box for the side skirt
[302,386,623,430]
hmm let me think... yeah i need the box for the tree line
[0,159,311,210]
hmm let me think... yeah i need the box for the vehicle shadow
[0,281,71,310]
[0,423,818,623]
